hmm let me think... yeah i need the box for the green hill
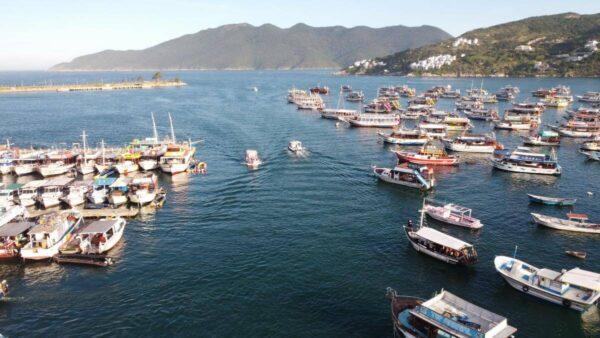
[343,13,600,77]
[51,23,451,71]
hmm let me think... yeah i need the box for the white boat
[581,150,600,161]
[159,114,197,175]
[442,134,502,153]
[494,255,600,311]
[531,213,599,234]
[38,160,75,177]
[128,173,158,206]
[346,114,400,128]
[60,217,126,254]
[493,119,536,130]
[287,140,304,153]
[0,183,21,208]
[295,94,325,110]
[440,116,473,131]
[463,108,499,121]
[377,129,429,145]
[14,157,41,176]
[388,288,517,338]
[20,210,83,261]
[581,137,600,151]
[372,163,435,190]
[522,130,561,146]
[139,159,158,171]
[404,209,478,265]
[114,160,139,174]
[492,147,561,175]
[0,141,16,175]
[17,180,47,207]
[60,181,91,208]
[0,205,25,228]
[320,109,359,120]
[418,123,447,139]
[245,149,262,168]
[88,177,116,205]
[77,130,96,175]
[423,199,483,229]
[108,190,128,207]
[39,177,73,209]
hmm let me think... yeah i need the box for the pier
[0,79,186,94]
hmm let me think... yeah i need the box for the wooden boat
[386,288,517,338]
[531,213,600,234]
[20,210,83,261]
[494,255,600,311]
[565,251,586,259]
[346,113,400,128]
[320,109,358,120]
[463,108,499,121]
[377,129,429,145]
[493,118,537,131]
[396,144,459,166]
[0,221,33,260]
[53,253,113,267]
[527,194,576,206]
[492,147,561,175]
[287,140,304,153]
[159,114,197,174]
[128,173,158,206]
[580,150,600,161]
[59,217,126,255]
[372,163,435,190]
[60,180,91,208]
[0,280,7,300]
[17,180,46,207]
[345,91,364,102]
[522,130,560,146]
[442,133,502,153]
[418,123,447,139]
[423,199,483,229]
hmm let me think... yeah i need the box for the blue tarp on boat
[93,177,117,186]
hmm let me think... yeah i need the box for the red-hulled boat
[395,144,459,166]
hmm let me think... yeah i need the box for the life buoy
[522,285,529,292]
[562,299,571,308]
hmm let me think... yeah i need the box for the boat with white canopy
[20,210,83,261]
[494,255,600,311]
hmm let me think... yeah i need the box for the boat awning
[78,220,118,235]
[0,222,34,237]
[560,268,600,291]
[537,268,561,280]
[415,227,471,250]
[567,213,588,220]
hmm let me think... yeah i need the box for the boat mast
[81,130,88,164]
[151,112,158,144]
[101,139,106,165]
[168,113,176,144]
[419,199,426,229]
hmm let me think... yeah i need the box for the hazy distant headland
[50,23,451,71]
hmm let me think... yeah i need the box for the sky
[1,0,599,70]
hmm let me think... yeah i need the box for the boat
[395,85,416,97]
[455,99,484,111]
[463,108,499,121]
[295,94,325,110]
[88,177,117,205]
[396,144,459,166]
[59,217,126,255]
[541,96,571,108]
[60,180,91,208]
[0,221,34,260]
[377,128,429,145]
[522,130,560,146]
[39,177,73,209]
[565,251,586,259]
[159,114,197,174]
[107,177,130,207]
[401,105,432,120]
[580,137,600,152]
[492,147,561,175]
[578,92,600,104]
[17,180,46,207]
[309,86,329,95]
[320,109,359,120]
[493,118,537,131]
[341,85,352,92]
[287,140,304,153]
[418,123,447,139]
[527,194,576,206]
[38,149,77,177]
[364,98,399,113]
[77,130,97,175]
[440,116,473,131]
[20,210,83,261]
[372,163,435,190]
[0,183,21,208]
[346,113,400,128]
[13,150,45,176]
[387,288,517,338]
[404,211,478,265]
[550,121,600,138]
[345,91,364,102]
[423,199,483,229]
[531,213,599,234]
[442,133,503,153]
[128,173,159,206]
[114,150,141,174]
[494,255,600,311]
[0,205,25,229]
[580,150,600,161]
[0,141,16,175]
[287,88,308,103]
[245,149,262,168]
[0,280,8,300]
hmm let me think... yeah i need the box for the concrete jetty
[0,80,186,94]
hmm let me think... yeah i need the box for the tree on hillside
[152,72,162,81]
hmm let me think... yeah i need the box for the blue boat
[527,193,577,206]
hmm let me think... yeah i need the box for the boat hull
[38,164,74,177]
[531,213,600,233]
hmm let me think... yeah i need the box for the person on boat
[0,280,8,298]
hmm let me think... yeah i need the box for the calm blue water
[0,71,599,337]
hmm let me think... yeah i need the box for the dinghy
[565,251,586,259]
[527,194,576,206]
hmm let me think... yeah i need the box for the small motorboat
[288,140,304,153]
[527,194,576,206]
[565,251,587,259]
[372,163,435,190]
[245,149,262,168]
[423,199,483,229]
[531,212,600,234]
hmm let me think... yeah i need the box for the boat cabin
[0,221,34,259]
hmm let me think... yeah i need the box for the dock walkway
[0,80,186,94]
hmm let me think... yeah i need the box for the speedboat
[494,255,600,311]
[423,199,483,229]
[492,147,561,175]
[372,163,435,190]
[245,149,262,168]
[287,140,304,153]
[20,210,83,261]
[531,213,599,234]
[387,288,517,338]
